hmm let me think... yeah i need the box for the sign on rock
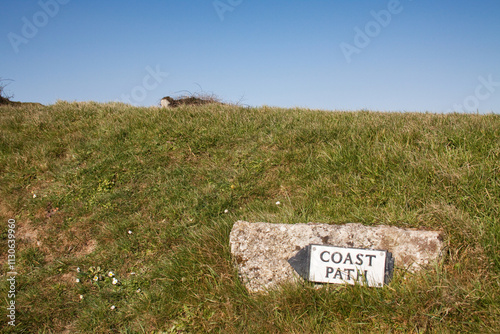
[288,245,394,287]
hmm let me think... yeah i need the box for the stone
[229,221,444,293]
[160,97,171,108]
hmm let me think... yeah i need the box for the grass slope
[0,101,499,333]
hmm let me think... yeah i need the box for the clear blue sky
[1,0,500,113]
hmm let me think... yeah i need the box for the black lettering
[356,270,368,282]
[333,268,343,280]
[343,253,353,265]
[355,253,363,265]
[331,252,343,264]
[345,268,355,280]
[320,251,330,262]
[325,267,334,278]
[366,254,376,266]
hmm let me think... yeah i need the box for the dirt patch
[74,239,97,258]
[0,198,15,221]
[16,220,42,247]
[15,214,97,263]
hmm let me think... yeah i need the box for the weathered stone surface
[160,97,171,108]
[229,221,444,293]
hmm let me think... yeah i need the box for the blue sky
[1,0,500,113]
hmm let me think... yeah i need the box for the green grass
[0,101,499,333]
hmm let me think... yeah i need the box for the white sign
[308,245,388,287]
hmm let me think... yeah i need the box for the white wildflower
[108,271,114,277]
[79,294,84,300]
[75,278,80,283]
[128,230,133,235]
[110,305,116,310]
[276,201,281,205]
[112,278,118,285]
[224,209,229,214]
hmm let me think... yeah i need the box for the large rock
[229,221,444,293]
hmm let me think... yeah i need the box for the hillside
[0,101,499,333]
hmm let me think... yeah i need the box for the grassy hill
[1,101,499,333]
